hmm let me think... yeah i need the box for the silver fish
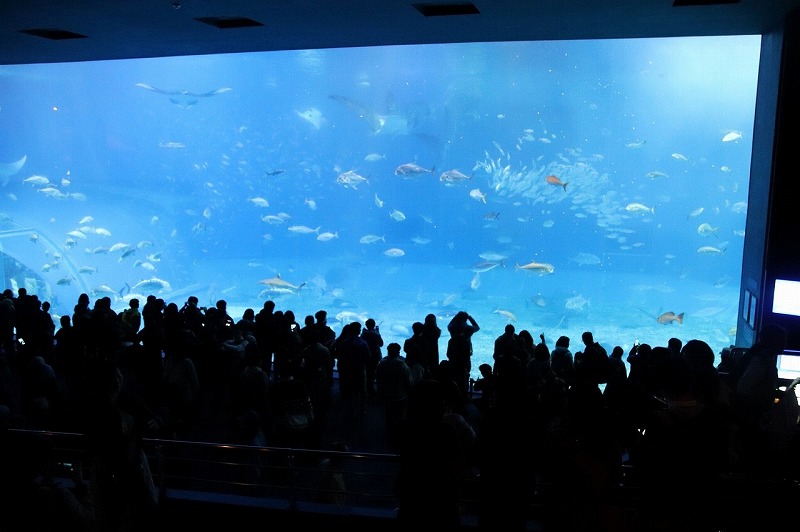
[130,277,172,293]
[90,284,118,297]
[336,170,368,189]
[23,174,49,186]
[288,225,320,234]
[394,163,435,177]
[359,234,385,244]
[383,248,405,257]
[439,169,471,185]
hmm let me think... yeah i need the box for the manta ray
[295,107,324,129]
[328,94,430,136]
[0,155,27,186]
[135,83,232,109]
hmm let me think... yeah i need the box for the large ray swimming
[0,155,27,186]
[329,94,430,136]
[135,83,232,109]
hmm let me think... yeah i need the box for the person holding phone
[446,311,480,400]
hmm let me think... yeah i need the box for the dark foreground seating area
[2,376,800,532]
[2,289,800,531]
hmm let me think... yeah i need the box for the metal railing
[7,427,797,530]
[2,429,486,521]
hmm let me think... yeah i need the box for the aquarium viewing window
[0,35,762,371]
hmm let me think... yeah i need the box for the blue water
[0,36,761,376]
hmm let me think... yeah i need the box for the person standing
[421,313,442,379]
[336,322,371,417]
[446,311,480,401]
[375,342,413,447]
[254,300,276,379]
[396,379,462,531]
[119,298,142,344]
[360,318,384,399]
[735,323,787,468]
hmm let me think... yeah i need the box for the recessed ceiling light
[18,28,88,40]
[194,17,265,29]
[672,0,740,6]
[412,3,480,17]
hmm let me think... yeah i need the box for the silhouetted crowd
[1,286,799,531]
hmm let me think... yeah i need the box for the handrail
[3,429,405,515]
[5,427,799,530]
[142,436,404,511]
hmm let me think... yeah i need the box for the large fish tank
[0,36,759,377]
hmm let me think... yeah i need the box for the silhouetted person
[30,298,55,363]
[81,362,160,531]
[13,287,35,351]
[231,408,268,487]
[517,329,535,364]
[71,293,93,364]
[375,342,413,447]
[161,301,184,353]
[575,330,609,386]
[162,334,201,433]
[471,363,496,414]
[475,353,530,532]
[604,345,628,400]
[446,311,480,400]
[179,296,205,337]
[403,321,427,378]
[631,353,727,531]
[269,366,315,449]
[421,313,442,378]
[360,318,384,398]
[213,299,235,343]
[20,355,59,429]
[300,339,332,447]
[603,345,632,453]
[0,289,15,358]
[550,335,575,387]
[681,338,725,406]
[493,323,525,362]
[254,299,277,377]
[397,379,462,531]
[298,314,316,347]
[668,336,683,357]
[53,315,80,384]
[1,431,96,529]
[119,298,142,343]
[316,441,349,505]
[311,309,337,349]
[236,308,257,343]
[735,323,787,470]
[336,321,370,417]
[233,345,271,425]
[135,297,165,392]
[272,310,302,381]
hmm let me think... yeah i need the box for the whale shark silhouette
[329,94,431,136]
[136,83,232,109]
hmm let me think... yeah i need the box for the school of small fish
[2,82,749,357]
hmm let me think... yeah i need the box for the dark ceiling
[1,1,799,66]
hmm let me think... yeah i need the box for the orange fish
[545,174,568,191]
[657,311,684,324]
